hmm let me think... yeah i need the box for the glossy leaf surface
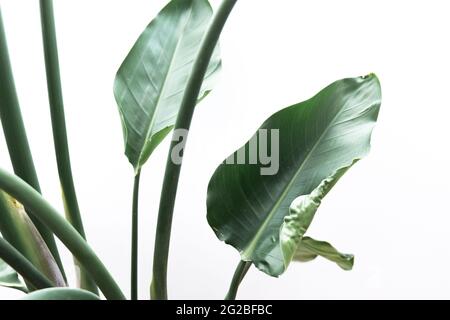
[114,0,221,171]
[207,75,381,276]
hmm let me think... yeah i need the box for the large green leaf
[207,75,381,277]
[294,237,354,271]
[0,258,27,292]
[22,288,100,300]
[114,0,221,171]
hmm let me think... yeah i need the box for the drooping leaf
[279,165,351,269]
[114,0,221,171]
[0,191,65,286]
[207,75,381,277]
[294,237,354,271]
[22,288,100,300]
[0,258,27,292]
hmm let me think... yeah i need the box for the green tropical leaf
[0,258,27,292]
[294,237,354,271]
[22,288,100,300]
[114,0,221,171]
[207,74,381,277]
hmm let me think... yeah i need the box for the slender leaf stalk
[0,168,126,300]
[225,260,251,300]
[39,0,97,294]
[131,170,141,300]
[0,6,65,279]
[0,237,54,290]
[150,0,238,300]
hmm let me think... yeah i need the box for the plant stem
[0,237,54,290]
[0,168,126,300]
[131,170,141,300]
[225,260,251,300]
[39,0,97,294]
[0,6,64,278]
[150,0,238,300]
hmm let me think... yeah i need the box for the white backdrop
[0,0,449,299]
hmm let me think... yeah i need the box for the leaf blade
[207,75,381,276]
[114,0,221,170]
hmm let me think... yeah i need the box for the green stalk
[0,237,54,290]
[150,0,238,300]
[131,171,141,300]
[0,6,65,279]
[0,168,126,300]
[39,0,97,294]
[225,260,251,300]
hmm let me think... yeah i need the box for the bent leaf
[0,258,27,292]
[207,75,381,277]
[114,0,221,171]
[280,165,351,269]
[22,288,100,300]
[294,237,354,271]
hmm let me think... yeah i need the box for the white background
[0,0,449,299]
